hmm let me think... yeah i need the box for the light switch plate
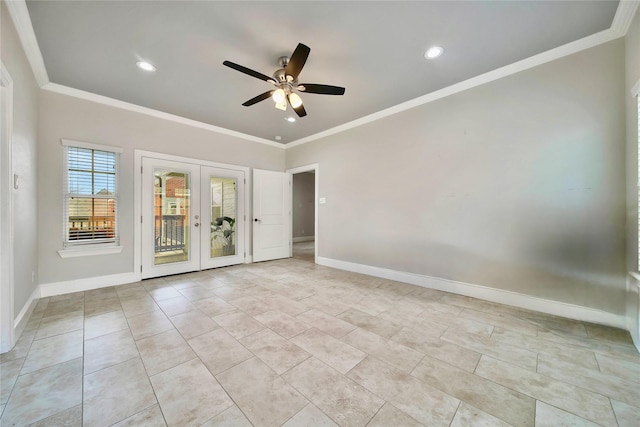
[319,197,326,204]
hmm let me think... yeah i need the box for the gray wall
[2,1,40,315]
[287,40,626,314]
[292,172,315,239]
[625,8,640,343]
[37,90,284,284]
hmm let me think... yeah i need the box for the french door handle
[194,223,200,227]
[254,218,260,222]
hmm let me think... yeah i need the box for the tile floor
[1,252,639,426]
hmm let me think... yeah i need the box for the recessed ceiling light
[136,61,156,72]
[424,46,444,59]
[285,117,296,123]
[275,136,282,141]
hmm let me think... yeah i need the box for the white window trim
[59,139,123,257]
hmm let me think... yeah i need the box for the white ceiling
[24,1,620,144]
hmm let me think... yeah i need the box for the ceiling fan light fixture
[288,93,303,108]
[424,46,444,59]
[275,100,287,111]
[272,88,286,104]
[136,61,156,71]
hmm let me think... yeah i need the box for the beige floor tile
[151,359,233,426]
[366,403,424,427]
[475,356,617,427]
[116,284,148,300]
[0,330,35,364]
[21,329,84,374]
[112,404,167,427]
[537,354,640,407]
[441,329,537,370]
[282,403,338,427]
[343,328,423,372]
[127,310,174,340]
[136,329,197,376]
[188,329,253,375]
[178,285,220,302]
[156,295,196,318]
[240,329,310,375]
[347,356,458,426]
[200,405,252,427]
[535,401,600,427]
[585,324,634,345]
[1,358,82,426]
[377,310,449,337]
[411,355,534,427]
[83,358,157,426]
[1,358,24,405]
[120,295,161,318]
[193,296,237,317]
[84,297,123,317]
[450,403,513,427]
[299,295,350,316]
[290,328,365,374]
[537,329,640,364]
[491,327,598,370]
[337,309,403,339]
[169,310,218,340]
[419,309,494,337]
[282,357,383,426]
[148,286,182,302]
[28,404,83,427]
[213,311,265,339]
[610,399,640,427]
[595,353,640,383]
[34,312,83,340]
[391,326,480,372]
[84,310,128,340]
[84,329,139,374]
[460,308,538,336]
[227,295,275,316]
[216,357,308,427]
[254,310,313,339]
[296,309,356,338]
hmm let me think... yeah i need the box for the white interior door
[200,166,245,270]
[253,169,291,262]
[142,158,201,279]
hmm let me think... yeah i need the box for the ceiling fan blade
[242,91,274,106]
[298,84,345,95]
[223,61,275,84]
[292,102,307,118]
[285,43,310,80]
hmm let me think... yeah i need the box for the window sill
[58,245,123,258]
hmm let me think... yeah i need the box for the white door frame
[286,164,319,263]
[1,63,15,353]
[134,150,250,279]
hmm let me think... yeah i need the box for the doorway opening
[288,164,319,263]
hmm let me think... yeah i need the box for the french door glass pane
[154,170,190,265]
[210,177,237,258]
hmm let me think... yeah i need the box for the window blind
[64,145,119,246]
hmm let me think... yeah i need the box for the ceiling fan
[223,43,345,118]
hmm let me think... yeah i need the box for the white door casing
[0,63,14,353]
[253,169,291,262]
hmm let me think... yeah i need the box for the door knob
[254,218,260,222]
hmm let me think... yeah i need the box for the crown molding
[285,26,621,149]
[42,83,285,149]
[5,0,49,87]
[611,1,640,37]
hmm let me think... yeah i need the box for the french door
[141,157,245,279]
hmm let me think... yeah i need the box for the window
[62,139,122,249]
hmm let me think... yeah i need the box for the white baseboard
[626,273,640,352]
[39,271,141,298]
[317,257,625,330]
[245,255,253,264]
[14,286,40,339]
[293,236,315,243]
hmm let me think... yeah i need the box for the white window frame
[58,139,124,258]
[634,79,640,272]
